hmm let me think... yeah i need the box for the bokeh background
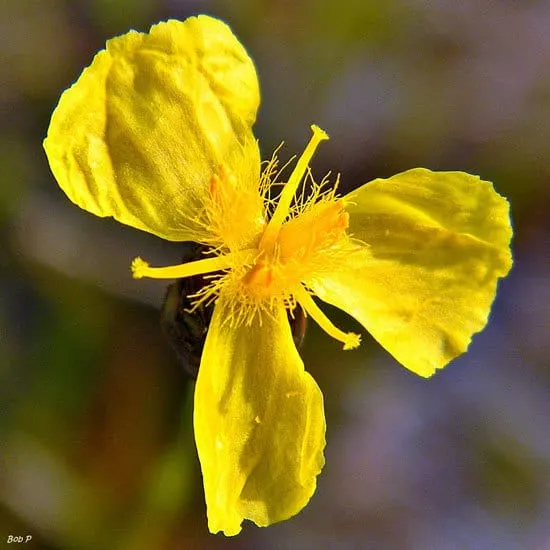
[1,1,549,549]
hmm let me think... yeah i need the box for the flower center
[242,195,350,300]
[132,125,360,350]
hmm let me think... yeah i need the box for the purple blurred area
[1,1,549,549]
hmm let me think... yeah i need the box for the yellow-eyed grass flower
[43,15,513,536]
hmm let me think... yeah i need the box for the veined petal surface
[44,16,261,242]
[194,297,326,535]
[311,168,513,377]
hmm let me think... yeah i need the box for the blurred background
[1,1,549,549]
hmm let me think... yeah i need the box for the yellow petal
[43,16,261,242]
[194,296,326,535]
[311,168,513,377]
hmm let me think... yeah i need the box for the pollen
[202,163,266,252]
[278,198,349,263]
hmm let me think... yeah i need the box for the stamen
[131,250,255,280]
[260,125,329,250]
[295,286,361,350]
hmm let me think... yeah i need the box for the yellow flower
[43,15,513,536]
